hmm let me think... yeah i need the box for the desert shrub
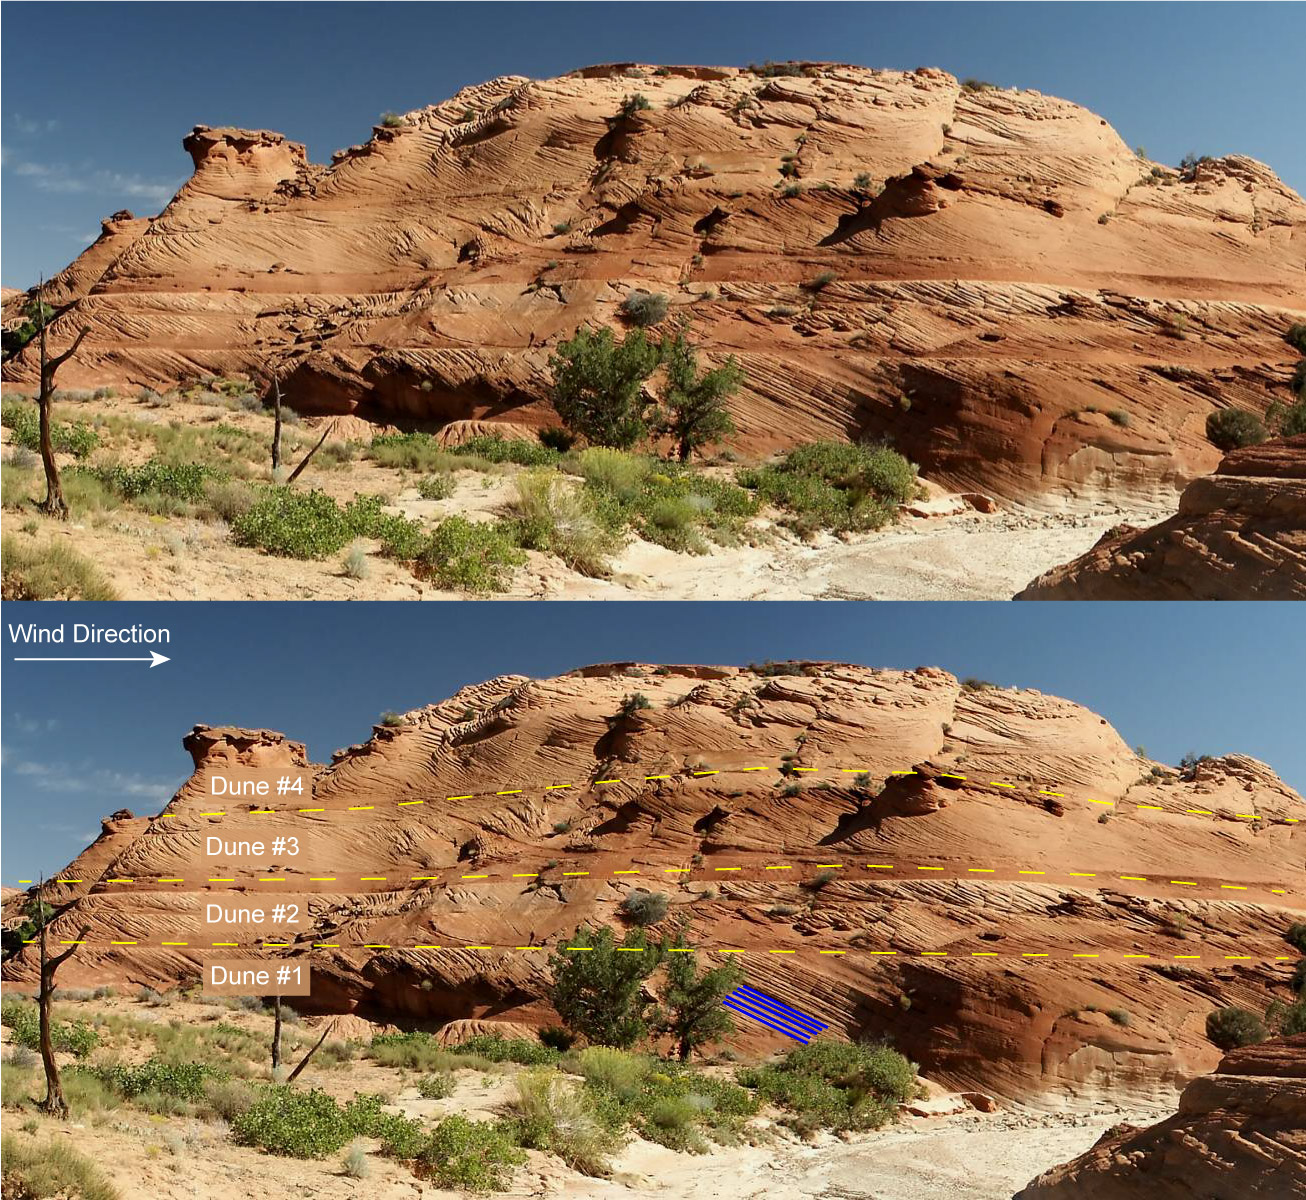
[342,542,370,580]
[1,997,99,1057]
[343,1143,370,1179]
[548,926,663,1048]
[417,1072,455,1099]
[0,400,99,459]
[451,435,559,467]
[1106,1009,1131,1027]
[379,711,407,727]
[1205,1006,1267,1050]
[574,447,654,500]
[1107,409,1130,427]
[1205,408,1267,451]
[806,271,838,291]
[1286,323,1306,355]
[740,441,915,536]
[230,1086,388,1158]
[199,477,256,522]
[365,432,463,472]
[230,487,353,558]
[417,516,525,593]
[509,1070,623,1175]
[416,1116,525,1192]
[417,473,453,500]
[616,93,652,120]
[575,1047,653,1099]
[88,459,220,502]
[1282,1001,1306,1037]
[199,1076,257,1121]
[539,427,575,451]
[961,78,997,91]
[90,1058,222,1102]
[380,111,406,128]
[738,1040,915,1135]
[620,889,670,926]
[0,1132,119,1200]
[620,290,670,328]
[507,471,622,576]
[1285,924,1306,954]
[448,1034,559,1067]
[1,536,117,601]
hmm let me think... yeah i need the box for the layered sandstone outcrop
[1015,1034,1306,1198]
[1016,434,1306,598]
[5,664,1302,1107]
[4,64,1303,504]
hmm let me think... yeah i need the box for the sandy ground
[1,990,1165,1200]
[1,395,1169,601]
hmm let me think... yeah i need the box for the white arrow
[13,651,170,668]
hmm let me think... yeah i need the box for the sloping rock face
[1016,434,1306,598]
[4,664,1303,1107]
[1015,1034,1306,1198]
[4,64,1304,504]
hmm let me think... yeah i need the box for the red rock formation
[3,64,1303,504]
[4,663,1303,1107]
[1015,1035,1306,1198]
[1016,435,1306,598]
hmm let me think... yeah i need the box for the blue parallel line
[724,991,821,1037]
[733,985,828,1032]
[722,995,815,1040]
[723,1000,812,1042]
[731,986,827,1034]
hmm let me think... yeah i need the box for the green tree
[657,928,743,1061]
[547,925,663,1047]
[657,328,742,462]
[549,326,661,449]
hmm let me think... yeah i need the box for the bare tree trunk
[286,1018,336,1083]
[271,376,283,472]
[32,282,90,521]
[271,993,283,1069]
[285,425,330,485]
[34,881,89,1118]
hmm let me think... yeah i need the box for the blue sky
[3,2,1303,288]
[3,601,1303,883]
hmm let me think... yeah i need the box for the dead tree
[286,1018,337,1083]
[271,993,283,1069]
[34,284,90,519]
[285,425,331,484]
[270,375,284,472]
[34,881,89,1117]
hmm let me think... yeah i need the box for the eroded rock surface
[1016,435,1306,598]
[4,64,1304,504]
[4,663,1303,1108]
[1015,1034,1306,1198]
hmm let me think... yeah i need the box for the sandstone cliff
[1016,434,1306,598]
[4,64,1304,504]
[5,663,1302,1109]
[1015,1034,1306,1198]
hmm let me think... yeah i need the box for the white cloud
[9,756,182,804]
[4,154,180,210]
[9,114,60,135]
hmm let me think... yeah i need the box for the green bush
[417,1072,455,1099]
[451,435,559,467]
[87,459,220,502]
[740,441,916,535]
[1282,1001,1306,1037]
[0,1132,119,1200]
[620,889,670,926]
[1205,1006,1267,1050]
[416,1116,525,1192]
[230,488,351,558]
[1,536,117,601]
[448,1034,559,1066]
[417,516,525,592]
[230,1086,395,1158]
[1,400,100,459]
[0,997,99,1057]
[738,1040,915,1135]
[88,1059,222,1101]
[548,926,663,1048]
[1205,408,1267,451]
[1286,924,1306,955]
[417,473,453,500]
[1286,323,1306,354]
[616,94,653,120]
[549,326,661,448]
